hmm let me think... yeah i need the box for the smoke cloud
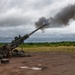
[35,4,75,29]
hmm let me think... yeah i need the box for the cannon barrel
[28,24,46,36]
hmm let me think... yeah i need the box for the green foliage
[0,43,5,47]
[19,41,75,47]
[0,41,75,47]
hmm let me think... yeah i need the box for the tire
[27,54,31,57]
[28,54,31,57]
[1,59,9,64]
[17,50,25,57]
[12,49,19,57]
[19,50,25,54]
[13,49,18,53]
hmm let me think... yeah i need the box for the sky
[0,0,75,43]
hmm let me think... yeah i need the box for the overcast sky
[0,0,75,43]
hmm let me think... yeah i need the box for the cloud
[0,0,75,42]
[0,8,34,27]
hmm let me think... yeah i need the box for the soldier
[19,35,21,39]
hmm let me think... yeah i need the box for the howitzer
[10,24,46,49]
[0,24,47,58]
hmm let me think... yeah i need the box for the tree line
[20,41,75,47]
[0,41,75,47]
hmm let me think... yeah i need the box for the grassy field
[0,42,75,53]
[16,46,75,53]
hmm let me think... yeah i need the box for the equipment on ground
[0,23,47,58]
[1,59,9,64]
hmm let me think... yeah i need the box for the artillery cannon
[0,24,47,58]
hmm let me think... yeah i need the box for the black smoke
[35,4,75,29]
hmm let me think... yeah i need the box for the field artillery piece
[0,24,47,58]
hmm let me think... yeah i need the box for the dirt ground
[0,52,75,75]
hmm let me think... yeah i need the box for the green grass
[16,46,75,53]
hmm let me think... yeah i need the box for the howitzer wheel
[1,59,9,64]
[19,50,25,54]
[13,49,18,53]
